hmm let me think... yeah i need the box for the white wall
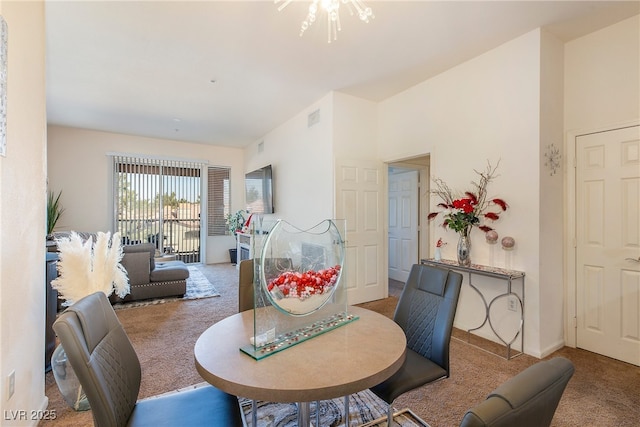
[0,0,48,423]
[563,15,640,345]
[378,30,546,356]
[332,92,378,160]
[538,30,565,356]
[47,126,245,264]
[244,94,335,230]
[375,16,640,358]
[565,15,640,132]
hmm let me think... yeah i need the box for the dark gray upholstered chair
[52,292,243,427]
[459,357,575,427]
[370,263,463,426]
[238,258,294,312]
[238,259,255,312]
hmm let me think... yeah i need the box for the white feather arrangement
[52,231,130,306]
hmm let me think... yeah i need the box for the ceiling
[45,1,640,148]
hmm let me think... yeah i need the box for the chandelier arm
[278,0,373,42]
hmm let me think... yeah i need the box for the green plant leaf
[47,190,65,235]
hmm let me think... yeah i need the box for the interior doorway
[387,155,430,290]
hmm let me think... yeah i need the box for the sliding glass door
[112,155,203,263]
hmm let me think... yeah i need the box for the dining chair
[370,263,463,426]
[52,292,244,427]
[459,357,575,427]
[238,257,294,312]
[238,259,255,312]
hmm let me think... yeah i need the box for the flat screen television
[245,164,274,214]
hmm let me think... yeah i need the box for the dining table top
[194,305,407,403]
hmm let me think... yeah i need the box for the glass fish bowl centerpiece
[260,219,345,316]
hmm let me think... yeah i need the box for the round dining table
[194,305,406,426]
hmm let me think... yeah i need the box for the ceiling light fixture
[275,0,374,43]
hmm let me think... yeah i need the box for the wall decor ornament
[544,143,561,176]
[501,236,515,250]
[0,16,7,157]
[485,230,499,244]
[428,160,509,266]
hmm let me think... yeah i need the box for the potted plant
[225,210,245,264]
[47,190,65,238]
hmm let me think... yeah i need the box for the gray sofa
[110,243,189,303]
[48,232,189,303]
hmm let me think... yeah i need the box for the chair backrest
[238,258,294,312]
[238,259,254,312]
[393,264,463,374]
[53,292,141,427]
[459,357,575,427]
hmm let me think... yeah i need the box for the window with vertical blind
[111,154,205,263]
[207,167,230,236]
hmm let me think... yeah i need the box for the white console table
[421,258,525,360]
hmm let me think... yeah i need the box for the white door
[335,158,386,305]
[388,170,419,282]
[576,125,640,366]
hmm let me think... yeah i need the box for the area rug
[113,264,219,309]
[184,265,220,299]
[240,389,430,427]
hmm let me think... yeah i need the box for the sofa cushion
[123,243,156,270]
[120,252,151,286]
[150,261,190,282]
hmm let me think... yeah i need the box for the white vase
[434,247,442,261]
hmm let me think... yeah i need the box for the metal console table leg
[421,259,525,360]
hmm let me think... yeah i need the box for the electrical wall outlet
[7,370,15,400]
[507,296,518,312]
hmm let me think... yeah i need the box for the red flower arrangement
[428,161,508,236]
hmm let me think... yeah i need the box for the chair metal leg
[251,399,257,427]
[387,402,393,427]
[344,395,349,426]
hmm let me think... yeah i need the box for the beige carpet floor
[42,263,640,426]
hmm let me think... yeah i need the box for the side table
[154,254,177,263]
[45,253,59,372]
[421,258,525,360]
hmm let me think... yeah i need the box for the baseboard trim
[539,339,566,359]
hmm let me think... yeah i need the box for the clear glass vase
[51,344,90,411]
[457,230,472,267]
[240,219,357,360]
[260,219,345,317]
